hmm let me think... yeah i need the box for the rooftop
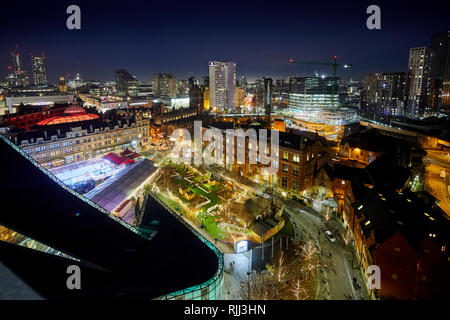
[85,159,157,213]
[12,116,138,146]
[36,101,99,126]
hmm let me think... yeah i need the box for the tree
[294,240,325,281]
[290,279,309,300]
[295,240,318,262]
[275,251,287,283]
[243,250,310,300]
[241,273,280,300]
[342,229,352,245]
[323,210,331,222]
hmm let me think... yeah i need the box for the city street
[424,149,450,218]
[285,204,369,300]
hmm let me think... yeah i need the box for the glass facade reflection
[151,193,224,300]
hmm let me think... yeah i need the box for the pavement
[169,203,250,301]
[222,253,250,300]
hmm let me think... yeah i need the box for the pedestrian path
[222,253,250,300]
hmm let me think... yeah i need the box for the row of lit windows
[20,121,149,148]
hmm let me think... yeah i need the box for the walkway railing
[149,191,224,300]
[0,133,148,239]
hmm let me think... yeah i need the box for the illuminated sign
[235,240,248,253]
[171,98,189,109]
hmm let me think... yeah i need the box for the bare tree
[290,279,309,300]
[293,240,326,281]
[342,229,352,245]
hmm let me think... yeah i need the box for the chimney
[57,129,61,136]
[44,131,47,138]
[90,124,93,132]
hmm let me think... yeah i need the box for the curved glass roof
[37,113,99,125]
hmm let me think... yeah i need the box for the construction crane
[289,56,352,77]
[288,56,353,109]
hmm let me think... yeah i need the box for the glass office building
[289,76,339,109]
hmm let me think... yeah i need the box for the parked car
[324,230,336,242]
[292,196,310,207]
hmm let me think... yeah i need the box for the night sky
[1,0,449,83]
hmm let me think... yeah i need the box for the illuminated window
[392,274,398,280]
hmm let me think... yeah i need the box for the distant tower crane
[289,56,352,77]
[288,56,353,109]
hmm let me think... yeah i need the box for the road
[424,149,450,218]
[285,204,369,300]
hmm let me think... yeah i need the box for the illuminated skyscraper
[239,75,246,89]
[288,76,339,110]
[263,77,273,106]
[255,78,264,108]
[208,61,236,110]
[430,30,450,110]
[153,73,176,99]
[361,72,406,116]
[10,50,29,87]
[59,75,67,92]
[406,47,432,117]
[31,54,48,85]
[202,76,209,88]
[115,69,139,97]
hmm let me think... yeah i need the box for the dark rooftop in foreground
[0,134,221,299]
[351,182,450,251]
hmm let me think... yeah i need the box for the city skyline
[1,0,450,304]
[1,0,449,83]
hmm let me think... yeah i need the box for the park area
[153,162,283,245]
[154,163,240,240]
